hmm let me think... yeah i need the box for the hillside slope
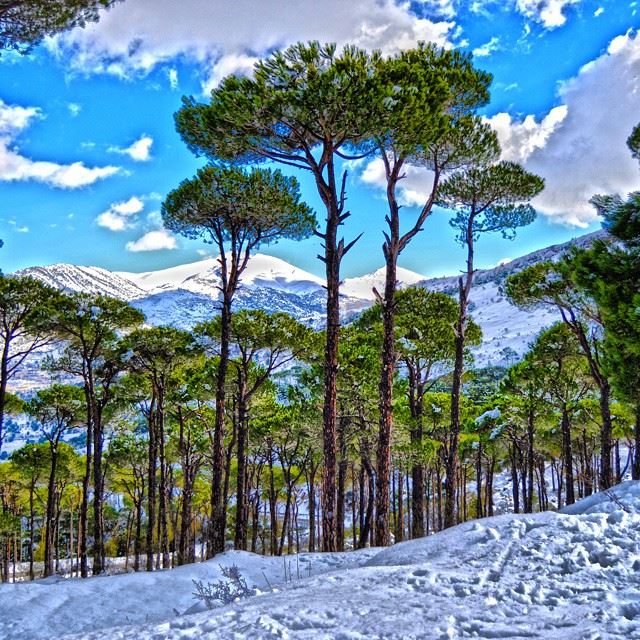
[0,480,636,640]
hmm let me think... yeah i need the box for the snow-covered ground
[1,482,638,640]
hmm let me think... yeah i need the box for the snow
[2,482,639,640]
[342,266,426,300]
[119,254,325,297]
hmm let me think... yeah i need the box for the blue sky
[0,0,639,278]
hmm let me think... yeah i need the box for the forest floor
[1,481,639,640]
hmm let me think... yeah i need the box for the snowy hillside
[1,481,637,639]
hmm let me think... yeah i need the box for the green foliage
[10,442,49,479]
[0,0,121,52]
[198,309,314,362]
[358,286,481,362]
[524,323,592,408]
[162,165,316,248]
[50,292,144,352]
[175,41,379,165]
[627,122,640,162]
[372,43,495,162]
[121,326,198,378]
[26,384,85,431]
[591,192,640,247]
[437,161,544,244]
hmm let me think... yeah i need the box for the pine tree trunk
[561,406,575,506]
[633,403,640,481]
[44,445,58,577]
[307,465,316,552]
[446,219,475,529]
[209,297,231,557]
[395,469,404,542]
[234,375,249,551]
[80,410,91,578]
[375,253,397,546]
[321,228,340,553]
[336,414,348,551]
[599,382,614,489]
[146,400,158,571]
[526,407,535,513]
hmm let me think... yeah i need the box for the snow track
[1,482,639,639]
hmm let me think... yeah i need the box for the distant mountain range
[14,230,606,380]
[1,230,606,456]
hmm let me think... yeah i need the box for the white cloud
[67,102,82,117]
[360,156,436,207]
[515,0,582,28]
[201,52,260,94]
[487,30,640,227]
[167,67,178,90]
[0,99,119,188]
[113,196,144,215]
[417,0,456,18]
[96,196,144,231]
[473,36,500,57]
[108,134,153,161]
[47,0,455,92]
[15,226,29,233]
[484,106,568,164]
[126,229,177,252]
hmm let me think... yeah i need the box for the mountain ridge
[13,230,606,370]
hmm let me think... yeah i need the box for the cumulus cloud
[484,106,568,164]
[487,30,640,226]
[126,229,177,252]
[358,30,640,228]
[515,0,582,28]
[0,99,119,188]
[108,134,153,161]
[47,0,455,92]
[473,36,500,57]
[96,196,144,231]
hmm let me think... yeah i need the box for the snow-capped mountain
[118,253,326,297]
[18,264,147,301]
[342,265,426,300]
[14,231,605,370]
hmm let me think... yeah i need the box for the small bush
[192,564,256,609]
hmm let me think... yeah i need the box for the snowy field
[1,482,639,640]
